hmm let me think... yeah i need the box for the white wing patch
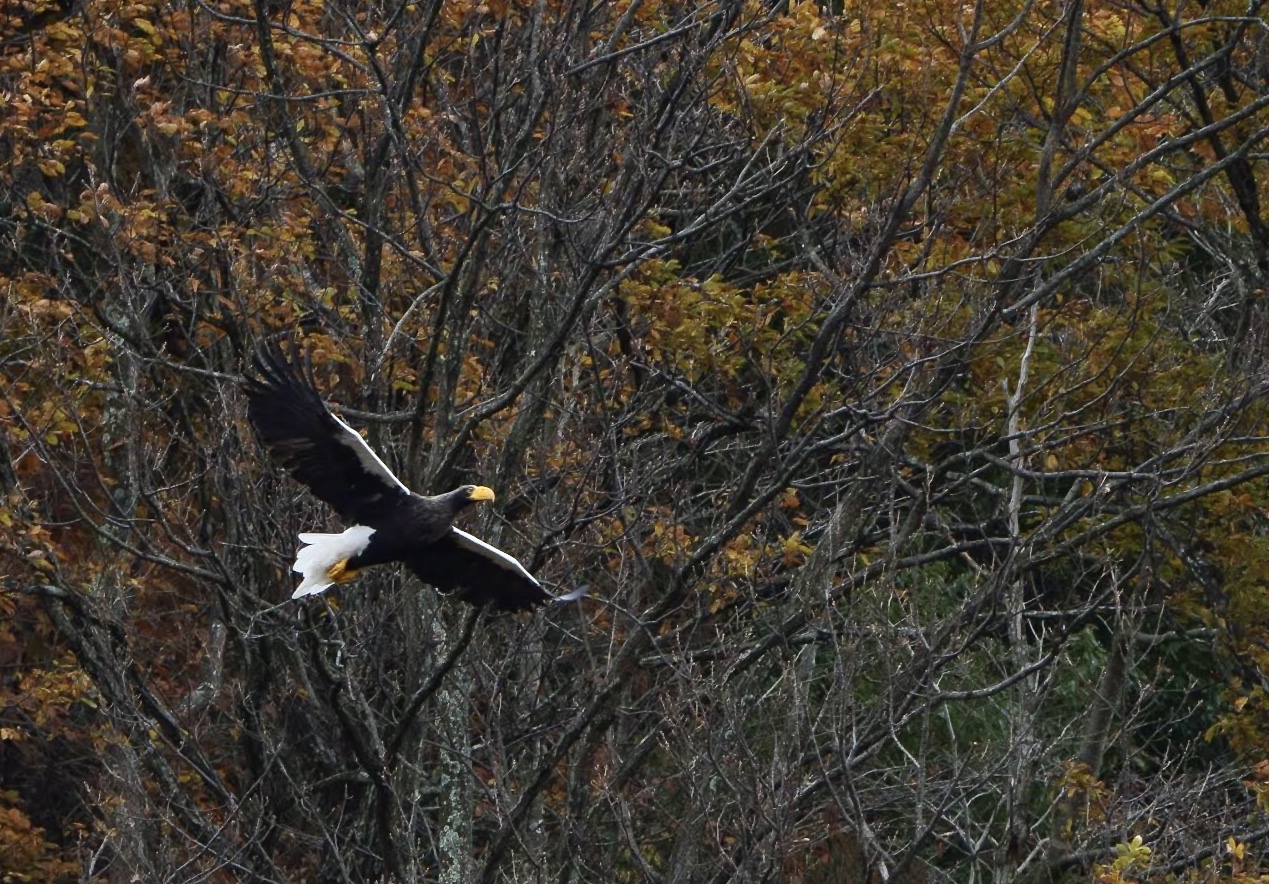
[329,413,410,494]
[450,528,541,586]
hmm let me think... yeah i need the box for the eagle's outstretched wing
[244,343,410,525]
[404,528,553,612]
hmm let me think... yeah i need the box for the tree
[4,0,1269,880]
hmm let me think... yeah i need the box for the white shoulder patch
[329,413,410,494]
[450,528,540,586]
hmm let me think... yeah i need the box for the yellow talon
[327,558,359,584]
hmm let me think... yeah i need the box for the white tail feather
[291,526,375,598]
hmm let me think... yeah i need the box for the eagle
[244,344,570,612]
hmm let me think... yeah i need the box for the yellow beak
[469,486,496,502]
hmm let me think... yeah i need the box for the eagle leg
[327,559,360,584]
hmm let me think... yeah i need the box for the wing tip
[247,337,309,395]
[546,584,589,605]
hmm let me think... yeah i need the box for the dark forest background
[4,0,1269,880]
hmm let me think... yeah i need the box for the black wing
[404,528,553,611]
[244,343,411,525]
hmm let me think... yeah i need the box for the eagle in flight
[244,344,577,612]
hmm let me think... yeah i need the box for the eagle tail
[292,525,376,598]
